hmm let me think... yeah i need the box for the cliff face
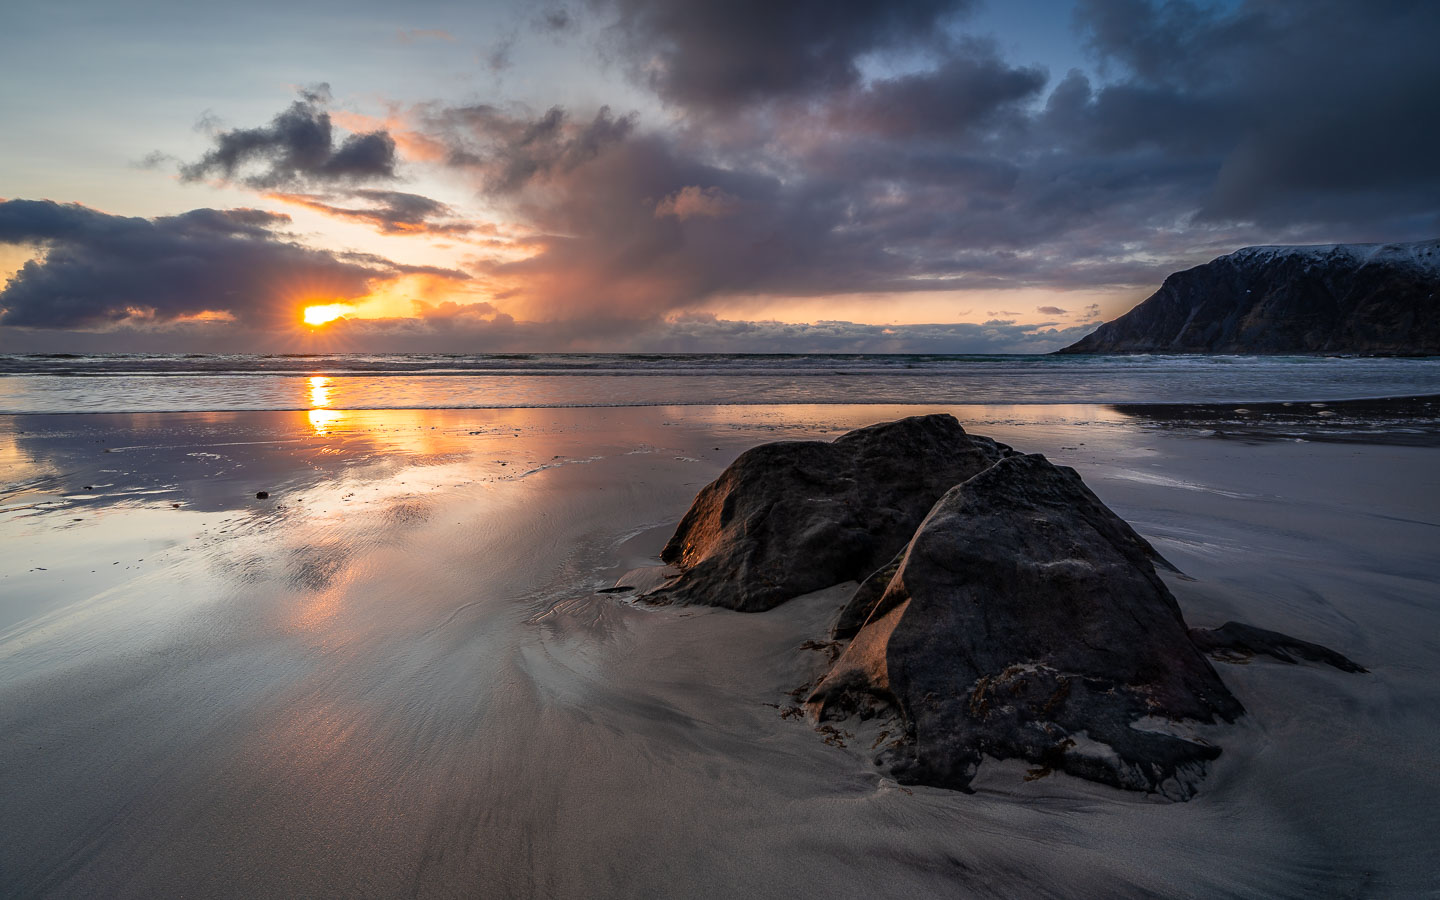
[1057,241,1440,355]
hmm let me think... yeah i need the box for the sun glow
[308,376,332,408]
[307,377,341,435]
[303,304,353,326]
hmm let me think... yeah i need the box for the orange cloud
[654,185,740,220]
[329,109,450,164]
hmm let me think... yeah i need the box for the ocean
[2,352,1438,413]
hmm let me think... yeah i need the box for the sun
[303,303,353,326]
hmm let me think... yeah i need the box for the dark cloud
[438,0,1432,323]
[420,93,1189,321]
[0,199,460,329]
[434,104,637,194]
[1036,306,1068,316]
[1067,0,1440,226]
[823,41,1047,140]
[534,7,574,32]
[600,0,975,112]
[333,250,469,280]
[180,86,398,188]
[266,189,477,235]
[431,104,919,317]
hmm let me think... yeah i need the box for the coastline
[2,401,1438,896]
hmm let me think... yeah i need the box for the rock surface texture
[807,454,1246,796]
[654,415,1013,612]
[1057,240,1440,355]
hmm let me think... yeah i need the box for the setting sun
[303,303,353,326]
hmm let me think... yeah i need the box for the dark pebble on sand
[255,491,270,499]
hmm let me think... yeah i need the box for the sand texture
[1,403,1437,897]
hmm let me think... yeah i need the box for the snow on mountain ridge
[1224,239,1440,272]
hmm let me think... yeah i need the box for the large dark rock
[1056,240,1440,355]
[831,519,1179,642]
[654,415,1013,612]
[808,453,1245,796]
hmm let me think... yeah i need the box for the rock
[833,517,1178,641]
[831,550,904,640]
[808,453,1244,797]
[1189,621,1366,673]
[1056,239,1440,355]
[654,415,1014,612]
[255,491,269,499]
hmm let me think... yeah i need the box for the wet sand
[2,403,1438,897]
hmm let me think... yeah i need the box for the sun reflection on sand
[308,408,344,435]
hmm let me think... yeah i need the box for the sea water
[2,352,1438,413]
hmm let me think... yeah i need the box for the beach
[2,398,1437,897]
[4,0,1437,889]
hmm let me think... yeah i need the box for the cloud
[413,97,1190,324]
[0,305,1101,354]
[484,32,518,73]
[642,313,1094,353]
[267,0,1432,347]
[428,103,921,317]
[533,7,574,32]
[1062,0,1440,227]
[599,0,975,113]
[432,103,637,194]
[0,199,461,329]
[180,86,398,188]
[822,40,1047,140]
[172,1,1440,338]
[266,189,477,235]
[654,186,739,220]
[28,0,1437,352]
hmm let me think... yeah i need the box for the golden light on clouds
[303,304,354,326]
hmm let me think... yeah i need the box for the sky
[1,0,1437,354]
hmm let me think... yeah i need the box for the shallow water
[2,353,1438,412]
[2,405,1438,897]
